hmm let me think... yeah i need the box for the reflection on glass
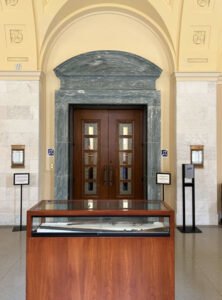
[120,182,132,195]
[123,138,128,150]
[85,167,97,180]
[85,182,97,194]
[123,199,129,209]
[119,123,132,136]
[84,153,97,165]
[88,167,93,179]
[85,199,97,210]
[123,127,128,135]
[119,138,132,150]
[120,167,131,180]
[84,123,98,135]
[30,199,168,211]
[123,182,128,191]
[84,138,97,150]
[119,152,132,165]
[88,126,93,135]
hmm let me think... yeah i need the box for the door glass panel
[119,138,132,150]
[85,167,97,180]
[84,153,97,165]
[84,123,98,135]
[84,137,98,150]
[119,123,132,136]
[118,122,133,196]
[119,152,132,165]
[83,122,98,196]
[84,182,97,194]
[120,167,131,180]
[120,182,132,195]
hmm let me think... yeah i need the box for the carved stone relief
[10,29,23,43]
[197,0,210,7]
[193,31,206,45]
[5,25,25,47]
[191,26,210,47]
[5,0,18,6]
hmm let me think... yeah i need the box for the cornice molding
[174,72,221,81]
[217,75,222,85]
[0,71,42,81]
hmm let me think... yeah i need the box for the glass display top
[30,199,171,212]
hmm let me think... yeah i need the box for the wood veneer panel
[27,237,174,300]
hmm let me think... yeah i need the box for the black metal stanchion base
[177,226,201,233]
[12,226,26,232]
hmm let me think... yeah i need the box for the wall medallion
[10,29,23,43]
[193,31,206,45]
[197,0,210,7]
[5,0,18,6]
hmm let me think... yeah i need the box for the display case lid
[28,199,173,215]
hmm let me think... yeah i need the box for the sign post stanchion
[156,173,171,201]
[177,164,201,233]
[12,173,30,232]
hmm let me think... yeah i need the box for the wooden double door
[72,108,145,199]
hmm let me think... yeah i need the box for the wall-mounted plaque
[156,173,171,185]
[190,145,204,168]
[11,145,25,168]
[13,173,30,185]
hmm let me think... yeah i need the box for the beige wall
[0,73,40,225]
[176,73,219,225]
[217,79,222,220]
[41,12,175,205]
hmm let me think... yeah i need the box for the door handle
[109,165,113,186]
[104,165,109,185]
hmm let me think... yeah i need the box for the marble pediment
[54,50,162,78]
[54,51,162,90]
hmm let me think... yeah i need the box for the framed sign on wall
[190,145,204,168]
[11,145,25,168]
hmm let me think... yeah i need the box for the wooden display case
[26,199,175,300]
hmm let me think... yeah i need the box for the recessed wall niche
[54,50,162,200]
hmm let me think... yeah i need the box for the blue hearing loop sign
[161,149,168,157]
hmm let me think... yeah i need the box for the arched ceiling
[0,0,222,72]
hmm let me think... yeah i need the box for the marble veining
[176,80,218,225]
[54,51,162,200]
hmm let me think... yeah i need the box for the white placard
[13,173,30,185]
[156,173,171,185]
[184,164,194,179]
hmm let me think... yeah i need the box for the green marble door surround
[54,51,162,200]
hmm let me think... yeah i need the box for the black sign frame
[13,173,30,185]
[156,172,171,185]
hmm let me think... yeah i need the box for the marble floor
[0,226,222,300]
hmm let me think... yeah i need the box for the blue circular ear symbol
[161,149,168,157]
[48,148,55,156]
